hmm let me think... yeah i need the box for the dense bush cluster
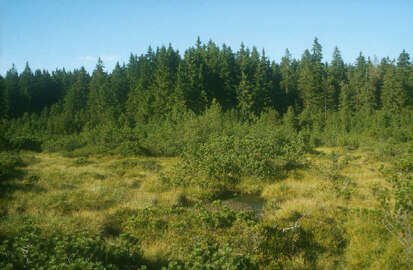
[0,223,145,269]
[0,151,22,181]
[174,133,308,186]
[380,146,413,263]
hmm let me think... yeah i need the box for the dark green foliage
[298,39,325,113]
[280,49,298,110]
[116,140,147,156]
[8,136,42,152]
[165,241,258,270]
[379,146,413,263]
[42,135,86,153]
[165,132,308,195]
[0,152,22,181]
[1,38,412,164]
[381,148,413,215]
[0,222,145,269]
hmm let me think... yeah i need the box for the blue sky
[1,0,412,75]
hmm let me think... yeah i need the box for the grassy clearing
[0,147,410,269]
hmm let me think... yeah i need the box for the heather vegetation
[0,38,412,268]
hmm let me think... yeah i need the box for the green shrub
[42,135,85,153]
[166,240,258,270]
[116,140,147,156]
[0,222,145,269]
[0,152,22,181]
[172,133,307,188]
[8,136,42,152]
[379,148,413,264]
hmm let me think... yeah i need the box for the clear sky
[1,0,412,75]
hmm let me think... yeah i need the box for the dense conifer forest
[0,38,412,269]
[1,38,412,145]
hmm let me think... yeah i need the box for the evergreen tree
[150,44,181,116]
[397,50,411,106]
[236,44,254,112]
[52,68,71,102]
[31,70,58,114]
[366,57,382,110]
[218,43,237,110]
[251,48,272,114]
[109,62,130,113]
[0,76,4,119]
[282,106,298,133]
[298,46,323,112]
[310,38,330,119]
[408,58,413,105]
[177,41,208,114]
[351,52,377,111]
[381,51,411,111]
[4,65,20,119]
[1,39,412,144]
[19,62,34,114]
[280,49,298,110]
[237,68,254,112]
[329,47,346,109]
[61,67,90,133]
[126,49,156,123]
[87,58,108,124]
[270,60,283,112]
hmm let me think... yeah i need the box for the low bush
[116,140,147,156]
[0,152,22,181]
[165,240,258,270]
[379,146,413,264]
[42,135,85,153]
[170,133,308,189]
[0,222,145,269]
[8,136,42,152]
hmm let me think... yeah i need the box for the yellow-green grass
[0,147,408,268]
[0,153,182,236]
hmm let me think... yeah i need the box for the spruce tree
[329,47,346,109]
[236,44,254,112]
[249,48,272,114]
[298,43,323,112]
[126,49,156,123]
[151,45,181,116]
[351,52,377,111]
[177,43,208,114]
[4,65,20,119]
[61,67,90,133]
[19,62,34,114]
[0,76,4,119]
[87,58,108,124]
[381,51,411,111]
[109,62,130,113]
[280,49,298,110]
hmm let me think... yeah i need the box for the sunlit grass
[0,147,408,268]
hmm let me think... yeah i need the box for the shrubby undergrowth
[170,132,308,188]
[0,222,145,269]
[0,151,22,181]
[0,37,412,269]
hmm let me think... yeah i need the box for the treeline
[0,38,412,154]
